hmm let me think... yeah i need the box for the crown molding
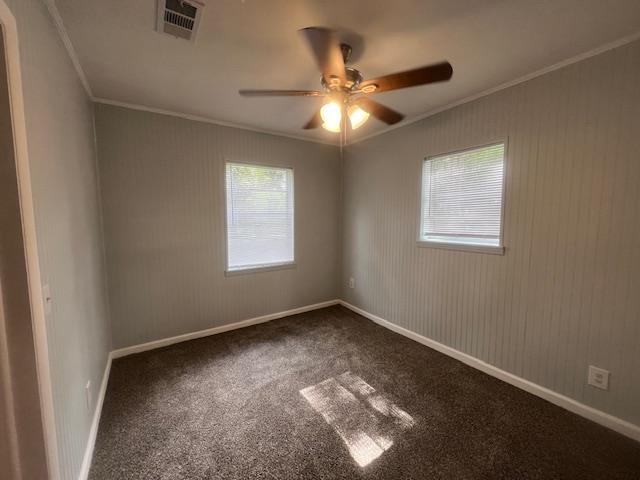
[43,0,92,97]
[42,3,639,150]
[92,97,339,147]
[347,30,640,146]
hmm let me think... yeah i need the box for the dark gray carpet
[89,306,640,479]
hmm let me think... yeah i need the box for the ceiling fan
[239,27,453,134]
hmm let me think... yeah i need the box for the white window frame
[417,141,507,255]
[224,161,296,275]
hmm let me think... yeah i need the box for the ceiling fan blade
[359,61,453,94]
[299,27,346,86]
[239,89,324,97]
[302,109,322,129]
[355,97,404,125]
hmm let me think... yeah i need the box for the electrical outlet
[85,381,92,411]
[349,277,355,289]
[587,366,610,390]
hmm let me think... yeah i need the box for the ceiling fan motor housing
[340,43,353,63]
[321,66,363,92]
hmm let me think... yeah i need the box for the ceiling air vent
[157,0,204,42]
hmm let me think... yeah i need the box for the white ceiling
[56,0,640,144]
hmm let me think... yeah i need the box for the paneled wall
[342,40,640,426]
[4,1,112,479]
[95,104,341,349]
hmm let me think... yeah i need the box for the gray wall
[95,104,341,349]
[4,1,112,479]
[341,40,640,426]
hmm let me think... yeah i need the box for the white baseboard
[78,300,338,477]
[111,299,340,359]
[78,352,112,480]
[338,300,640,443]
[78,298,638,477]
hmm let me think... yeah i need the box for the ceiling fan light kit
[347,104,370,130]
[320,100,342,131]
[239,26,453,134]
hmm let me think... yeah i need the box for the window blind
[421,143,505,247]
[226,163,294,271]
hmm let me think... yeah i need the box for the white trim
[338,300,640,443]
[43,14,639,149]
[417,140,508,256]
[225,262,296,276]
[416,240,505,255]
[92,97,339,147]
[78,298,639,474]
[111,300,339,359]
[77,354,111,480]
[78,300,339,474]
[42,0,92,97]
[223,161,296,275]
[348,30,640,145]
[0,2,61,478]
[92,32,640,149]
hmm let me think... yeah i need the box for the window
[225,163,294,272]
[420,143,505,253]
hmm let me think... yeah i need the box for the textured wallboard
[4,1,112,479]
[95,104,341,349]
[341,40,640,426]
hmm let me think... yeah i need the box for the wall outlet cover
[587,365,610,390]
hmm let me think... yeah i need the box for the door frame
[0,2,60,478]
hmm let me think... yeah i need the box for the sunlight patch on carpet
[300,372,415,467]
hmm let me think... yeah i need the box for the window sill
[225,262,296,277]
[417,240,505,255]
